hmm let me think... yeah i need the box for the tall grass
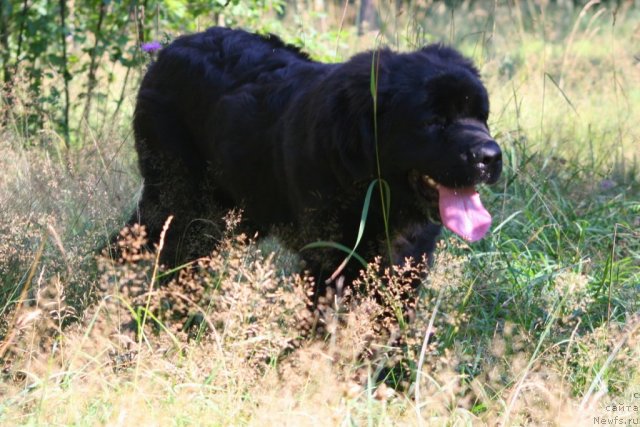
[1,1,639,425]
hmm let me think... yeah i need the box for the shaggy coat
[131,27,502,283]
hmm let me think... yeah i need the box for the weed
[1,1,639,425]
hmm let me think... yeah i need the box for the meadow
[0,0,639,425]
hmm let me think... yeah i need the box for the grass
[1,1,639,425]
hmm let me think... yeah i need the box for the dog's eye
[424,117,448,129]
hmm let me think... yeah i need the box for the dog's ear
[326,87,376,183]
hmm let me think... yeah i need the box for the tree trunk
[59,0,71,147]
[357,0,378,35]
[81,0,107,130]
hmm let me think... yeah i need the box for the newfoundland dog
[130,27,502,283]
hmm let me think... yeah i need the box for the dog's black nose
[468,140,502,184]
[471,140,502,168]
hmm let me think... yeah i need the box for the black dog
[130,27,502,283]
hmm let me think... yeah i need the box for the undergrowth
[1,1,639,425]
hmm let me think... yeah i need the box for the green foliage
[0,0,285,147]
[0,0,639,424]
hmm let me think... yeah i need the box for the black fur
[130,27,501,283]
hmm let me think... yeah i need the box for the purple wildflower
[141,40,162,53]
[599,179,617,191]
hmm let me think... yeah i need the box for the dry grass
[1,215,637,425]
[1,1,640,425]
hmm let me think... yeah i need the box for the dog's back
[129,28,322,263]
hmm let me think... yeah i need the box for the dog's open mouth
[413,172,492,242]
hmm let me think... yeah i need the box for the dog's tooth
[422,175,437,188]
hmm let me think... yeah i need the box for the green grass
[1,1,639,425]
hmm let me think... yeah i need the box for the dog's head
[335,45,502,241]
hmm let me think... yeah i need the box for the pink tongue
[438,186,492,242]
